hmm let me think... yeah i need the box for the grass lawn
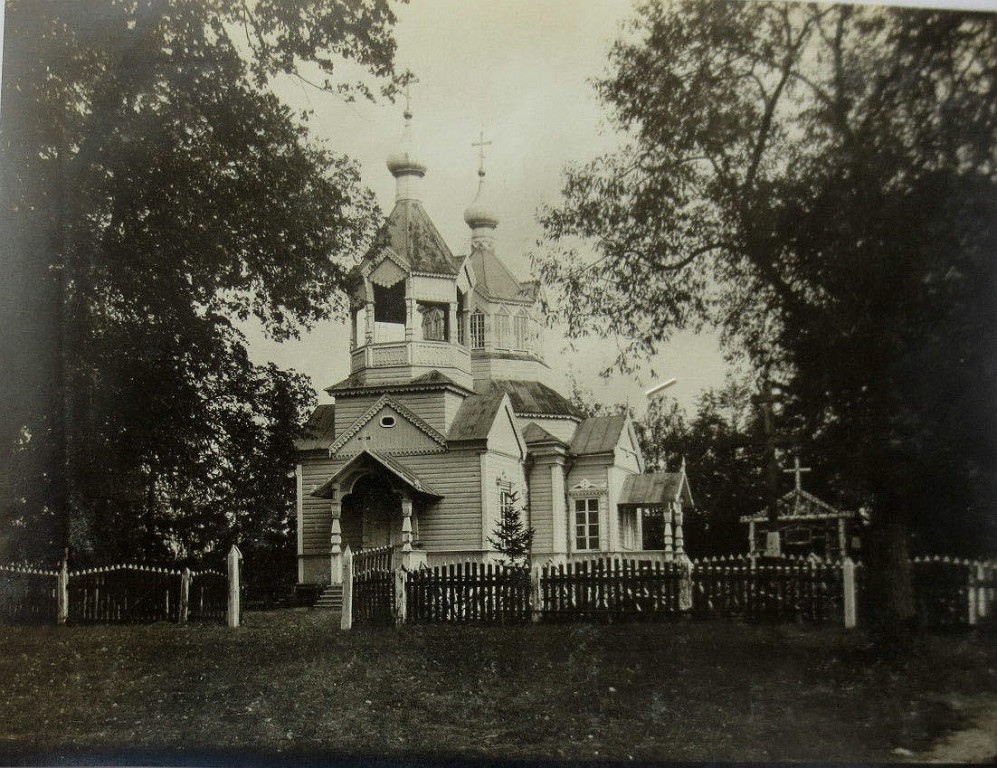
[0,610,994,763]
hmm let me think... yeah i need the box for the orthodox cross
[401,75,420,117]
[783,456,812,491]
[472,129,492,173]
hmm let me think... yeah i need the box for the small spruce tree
[488,488,535,567]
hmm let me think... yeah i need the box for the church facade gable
[329,395,447,458]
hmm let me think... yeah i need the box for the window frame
[573,496,601,552]
[470,310,486,349]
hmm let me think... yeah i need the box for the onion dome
[386,109,427,179]
[464,167,499,230]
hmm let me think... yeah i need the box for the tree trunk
[865,513,916,643]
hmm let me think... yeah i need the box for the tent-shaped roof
[312,449,443,500]
[294,404,336,451]
[364,200,458,275]
[619,471,694,507]
[570,415,628,455]
[474,379,582,419]
[468,247,528,302]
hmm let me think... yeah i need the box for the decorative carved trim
[328,394,448,456]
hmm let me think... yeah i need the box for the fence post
[530,564,543,623]
[967,565,977,626]
[179,567,191,624]
[678,556,693,612]
[393,568,407,626]
[341,546,353,631]
[843,557,856,629]
[57,557,69,626]
[227,544,242,628]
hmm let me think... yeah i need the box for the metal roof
[570,415,628,455]
[469,247,528,302]
[325,369,471,395]
[619,471,693,507]
[294,404,336,451]
[474,379,582,419]
[447,394,506,442]
[522,422,567,446]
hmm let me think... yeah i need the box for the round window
[379,415,396,428]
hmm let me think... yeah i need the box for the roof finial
[402,75,420,120]
[472,128,492,178]
[464,128,499,238]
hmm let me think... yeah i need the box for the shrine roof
[739,487,855,523]
[474,379,582,419]
[294,404,336,452]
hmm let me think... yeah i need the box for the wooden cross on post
[783,456,812,491]
[472,128,492,174]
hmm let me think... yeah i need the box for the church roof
[474,379,582,419]
[294,404,336,451]
[469,247,532,302]
[447,394,506,442]
[364,199,458,275]
[570,415,628,455]
[619,471,693,507]
[522,422,567,447]
[325,369,472,396]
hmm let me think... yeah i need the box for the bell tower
[346,105,476,389]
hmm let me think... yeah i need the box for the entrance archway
[343,474,402,550]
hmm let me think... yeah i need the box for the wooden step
[313,585,344,611]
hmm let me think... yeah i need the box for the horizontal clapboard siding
[528,461,554,552]
[405,452,482,550]
[300,456,336,556]
[484,451,529,550]
[334,390,452,435]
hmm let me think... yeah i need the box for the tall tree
[537,0,996,626]
[0,0,402,564]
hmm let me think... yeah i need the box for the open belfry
[294,106,693,587]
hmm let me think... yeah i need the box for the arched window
[470,310,486,349]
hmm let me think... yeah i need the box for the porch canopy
[311,448,443,501]
[619,471,693,507]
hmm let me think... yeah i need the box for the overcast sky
[245,0,734,415]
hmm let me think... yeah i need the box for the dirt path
[915,697,997,764]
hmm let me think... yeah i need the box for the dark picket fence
[911,557,994,627]
[541,558,685,622]
[188,570,228,622]
[353,569,395,626]
[69,566,182,624]
[0,566,59,625]
[691,557,844,623]
[406,562,531,624]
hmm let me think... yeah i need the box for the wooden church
[294,108,692,587]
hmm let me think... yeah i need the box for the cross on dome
[401,75,420,119]
[472,129,492,176]
[783,456,812,491]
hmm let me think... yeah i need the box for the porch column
[635,506,644,551]
[674,503,685,557]
[663,505,674,562]
[330,496,343,585]
[448,303,458,343]
[748,520,757,556]
[405,296,415,341]
[365,301,375,344]
[400,495,414,570]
